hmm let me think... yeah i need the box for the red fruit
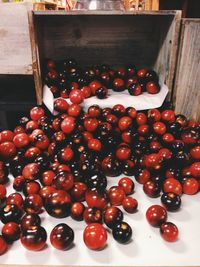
[6,193,24,209]
[118,116,132,131]
[69,89,84,104]
[50,223,74,250]
[71,202,85,221]
[89,80,102,95]
[0,141,16,159]
[190,162,200,177]
[144,153,161,169]
[24,194,43,214]
[146,205,167,227]
[83,207,102,224]
[0,236,8,255]
[161,110,175,123]
[41,170,55,186]
[113,78,125,91]
[135,168,151,184]
[54,98,69,112]
[2,222,21,243]
[70,182,87,202]
[13,133,29,148]
[83,223,107,250]
[13,176,26,191]
[160,222,178,242]
[68,104,81,117]
[183,178,199,195]
[59,147,74,162]
[162,133,175,143]
[61,116,76,134]
[30,107,45,121]
[20,226,47,251]
[34,134,49,150]
[88,138,102,152]
[148,109,161,122]
[0,130,14,143]
[153,122,167,135]
[0,184,6,200]
[85,189,108,210]
[22,163,40,181]
[158,148,172,161]
[190,146,200,160]
[23,181,41,196]
[80,86,92,98]
[137,68,147,77]
[136,113,147,125]
[108,186,125,206]
[14,126,25,134]
[146,81,160,94]
[127,107,137,119]
[138,124,150,136]
[118,177,134,195]
[54,171,74,192]
[163,178,182,195]
[84,118,99,132]
[116,146,131,161]
[122,197,138,213]
[39,186,56,199]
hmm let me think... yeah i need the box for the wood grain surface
[0,3,33,75]
[173,19,200,120]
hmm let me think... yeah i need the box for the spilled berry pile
[0,102,200,254]
[45,58,160,101]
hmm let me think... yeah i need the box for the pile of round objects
[45,58,160,101]
[0,101,200,254]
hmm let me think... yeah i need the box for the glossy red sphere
[0,236,8,255]
[30,107,45,121]
[163,178,182,195]
[146,205,167,227]
[0,141,16,159]
[85,189,108,210]
[20,226,47,251]
[83,223,107,250]
[13,133,29,148]
[122,197,138,213]
[118,177,134,195]
[182,178,199,195]
[61,116,76,134]
[50,223,74,250]
[2,222,21,243]
[160,222,178,242]
[108,186,125,206]
[69,89,84,104]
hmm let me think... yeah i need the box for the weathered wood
[33,10,178,15]
[173,19,200,120]
[154,10,181,97]
[0,3,33,75]
[28,11,43,105]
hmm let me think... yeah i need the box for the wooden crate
[29,10,181,105]
[173,19,200,121]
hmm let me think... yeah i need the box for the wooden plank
[0,3,33,75]
[173,19,200,120]
[28,11,43,105]
[154,11,181,98]
[33,10,179,15]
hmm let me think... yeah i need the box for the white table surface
[1,173,200,266]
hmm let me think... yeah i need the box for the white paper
[43,84,169,114]
[1,174,200,266]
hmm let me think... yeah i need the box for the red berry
[136,113,147,125]
[190,162,200,177]
[116,146,131,161]
[163,178,182,195]
[69,89,84,104]
[88,138,102,152]
[118,116,132,131]
[30,107,45,121]
[122,197,138,213]
[54,98,69,112]
[0,141,16,159]
[108,186,125,206]
[2,222,21,243]
[84,118,99,132]
[160,222,178,242]
[161,110,175,123]
[190,146,200,160]
[153,122,167,135]
[0,236,8,255]
[146,205,167,227]
[61,116,76,134]
[13,133,29,148]
[146,81,160,94]
[0,130,14,143]
[83,223,107,250]
[182,178,199,195]
[118,177,134,195]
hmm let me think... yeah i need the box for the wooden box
[29,10,181,106]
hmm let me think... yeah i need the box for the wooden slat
[154,10,181,97]
[173,19,200,120]
[33,10,179,15]
[28,11,43,105]
[0,3,33,75]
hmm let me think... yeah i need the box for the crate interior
[34,11,179,94]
